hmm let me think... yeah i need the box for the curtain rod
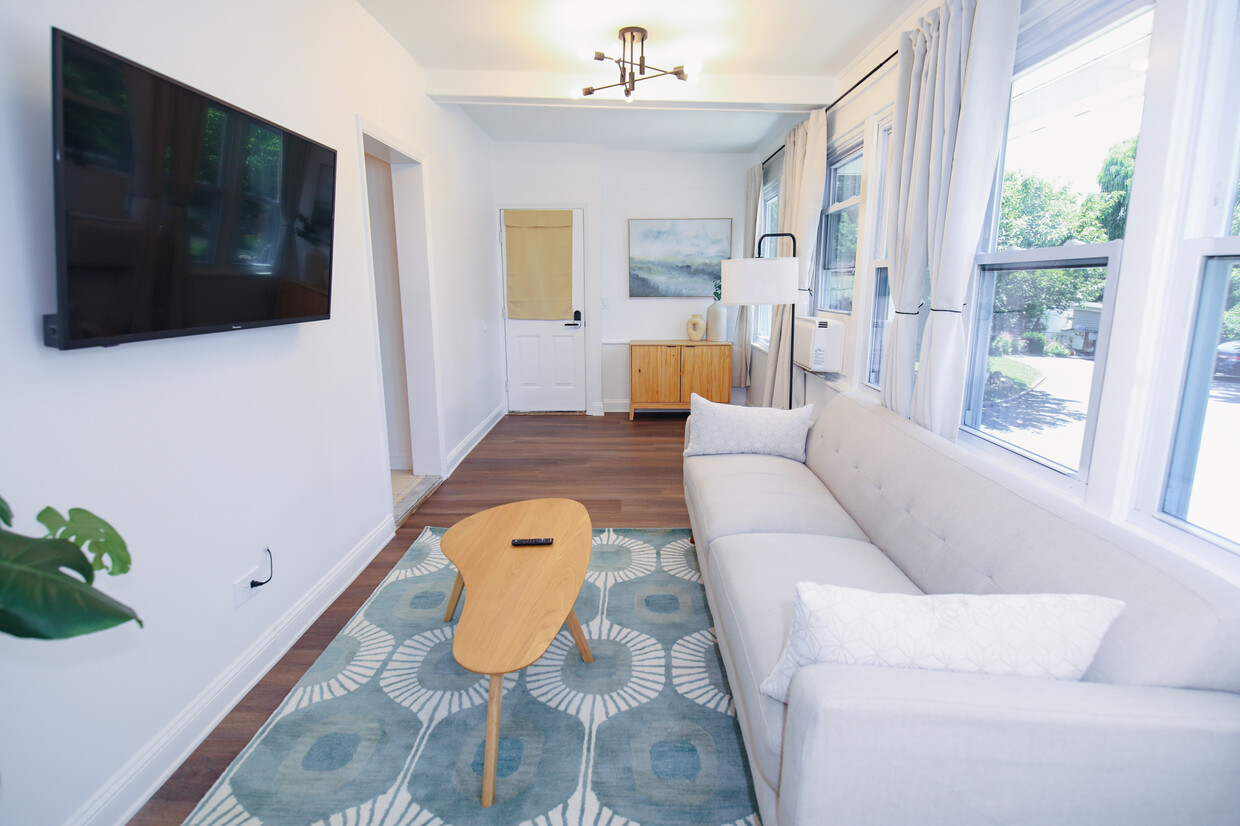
[762,49,900,166]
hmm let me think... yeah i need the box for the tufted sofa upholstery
[683,391,1240,826]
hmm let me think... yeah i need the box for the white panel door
[503,208,586,412]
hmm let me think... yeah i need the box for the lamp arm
[756,232,796,258]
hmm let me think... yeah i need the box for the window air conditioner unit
[793,315,845,373]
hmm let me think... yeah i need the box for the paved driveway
[1186,377,1240,540]
[980,354,1095,470]
[981,355,1238,542]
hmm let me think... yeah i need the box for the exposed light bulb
[685,62,702,84]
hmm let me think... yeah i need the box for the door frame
[357,118,446,479]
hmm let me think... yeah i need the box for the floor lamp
[720,233,800,409]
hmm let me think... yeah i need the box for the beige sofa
[683,391,1240,826]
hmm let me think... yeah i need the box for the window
[1164,256,1240,544]
[815,150,862,312]
[866,123,893,388]
[962,7,1153,478]
[752,150,784,349]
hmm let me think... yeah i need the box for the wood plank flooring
[129,411,689,824]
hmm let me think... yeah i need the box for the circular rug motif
[526,622,665,723]
[380,626,518,724]
[280,616,395,718]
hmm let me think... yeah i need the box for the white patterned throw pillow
[683,393,814,462]
[760,583,1126,703]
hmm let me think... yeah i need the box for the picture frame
[628,218,732,297]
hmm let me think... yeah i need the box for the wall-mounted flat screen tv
[45,29,336,349]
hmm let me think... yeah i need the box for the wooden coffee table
[441,498,594,807]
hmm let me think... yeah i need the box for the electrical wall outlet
[232,566,262,607]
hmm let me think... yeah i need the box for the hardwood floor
[129,411,690,824]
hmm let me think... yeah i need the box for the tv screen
[45,30,336,349]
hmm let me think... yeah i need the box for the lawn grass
[989,355,1043,387]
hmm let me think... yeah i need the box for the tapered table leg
[444,572,464,622]
[481,673,503,807]
[565,609,594,663]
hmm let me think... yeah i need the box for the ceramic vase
[687,313,706,341]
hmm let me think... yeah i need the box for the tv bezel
[45,28,337,350]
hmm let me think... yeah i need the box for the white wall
[0,2,502,824]
[494,144,753,412]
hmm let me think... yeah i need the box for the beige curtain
[759,110,828,409]
[732,163,762,387]
[504,210,572,319]
[882,0,1020,437]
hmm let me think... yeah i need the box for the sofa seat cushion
[706,533,923,789]
[684,454,868,556]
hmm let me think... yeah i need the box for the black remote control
[511,537,554,546]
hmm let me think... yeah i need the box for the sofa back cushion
[805,392,1240,693]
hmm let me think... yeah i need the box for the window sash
[1158,241,1240,550]
[866,264,892,388]
[962,241,1123,479]
[816,147,864,313]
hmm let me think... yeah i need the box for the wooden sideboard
[629,340,731,420]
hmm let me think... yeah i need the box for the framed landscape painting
[629,218,732,297]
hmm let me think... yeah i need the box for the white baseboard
[69,515,397,826]
[444,402,505,477]
[604,398,631,413]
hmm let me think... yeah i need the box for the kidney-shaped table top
[441,498,593,675]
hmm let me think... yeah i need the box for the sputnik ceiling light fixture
[579,27,691,101]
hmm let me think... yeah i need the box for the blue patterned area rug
[186,527,759,825]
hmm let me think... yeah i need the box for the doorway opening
[361,131,444,523]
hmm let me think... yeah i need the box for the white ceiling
[357,0,920,153]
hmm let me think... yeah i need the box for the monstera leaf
[37,506,130,574]
[0,495,141,639]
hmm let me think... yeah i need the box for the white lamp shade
[720,257,799,306]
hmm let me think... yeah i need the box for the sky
[1003,10,1153,195]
